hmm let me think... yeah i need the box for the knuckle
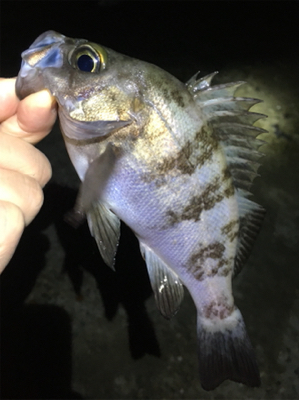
[29,149,52,187]
[0,201,24,272]
[39,154,52,187]
[26,177,44,222]
[0,168,45,226]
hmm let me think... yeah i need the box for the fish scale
[16,30,265,391]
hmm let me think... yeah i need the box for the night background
[1,1,299,399]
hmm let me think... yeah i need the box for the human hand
[0,78,57,273]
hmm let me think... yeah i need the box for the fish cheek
[80,86,133,122]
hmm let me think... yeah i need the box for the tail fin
[197,308,260,391]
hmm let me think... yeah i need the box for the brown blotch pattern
[221,219,239,242]
[224,185,235,198]
[170,88,185,108]
[195,242,226,260]
[187,242,232,281]
[149,72,187,109]
[156,148,194,176]
[140,125,222,188]
[165,176,228,226]
[203,299,234,320]
[155,126,219,177]
[222,166,231,181]
[222,166,235,198]
[193,127,219,169]
[142,173,168,188]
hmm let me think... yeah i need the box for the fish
[16,31,265,391]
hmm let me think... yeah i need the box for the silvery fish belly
[16,31,265,391]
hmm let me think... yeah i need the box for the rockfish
[16,31,265,390]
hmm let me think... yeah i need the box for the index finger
[0,78,19,122]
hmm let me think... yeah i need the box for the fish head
[15,31,149,143]
[16,31,153,178]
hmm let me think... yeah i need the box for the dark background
[1,1,299,399]
[1,1,299,79]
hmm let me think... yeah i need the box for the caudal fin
[197,308,260,391]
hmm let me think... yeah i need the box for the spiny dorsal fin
[187,72,266,274]
[140,242,184,319]
[187,72,266,193]
[186,71,218,92]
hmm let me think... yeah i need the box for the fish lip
[15,67,44,100]
[15,31,70,100]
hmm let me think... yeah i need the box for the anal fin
[140,243,184,319]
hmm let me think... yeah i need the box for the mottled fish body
[16,31,265,390]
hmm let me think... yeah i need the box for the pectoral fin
[87,202,120,270]
[65,142,120,269]
[140,243,184,319]
[67,143,117,220]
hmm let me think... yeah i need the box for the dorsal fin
[186,71,218,92]
[186,72,266,193]
[187,72,266,274]
[234,192,265,275]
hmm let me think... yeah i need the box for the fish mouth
[15,30,67,99]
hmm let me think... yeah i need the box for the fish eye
[77,53,95,72]
[69,43,107,73]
